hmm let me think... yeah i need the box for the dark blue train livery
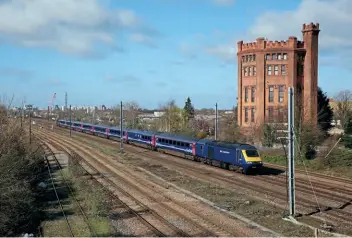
[57,119,263,174]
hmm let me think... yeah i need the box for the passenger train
[57,120,263,174]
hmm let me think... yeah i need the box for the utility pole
[120,101,124,153]
[69,105,72,137]
[47,106,50,130]
[215,102,218,140]
[65,92,68,120]
[29,108,32,144]
[288,87,295,216]
[20,100,24,129]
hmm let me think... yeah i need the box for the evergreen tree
[343,117,352,148]
[317,87,334,135]
[183,97,195,122]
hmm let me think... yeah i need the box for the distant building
[237,22,320,127]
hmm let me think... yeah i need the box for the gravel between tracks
[36,130,275,237]
[35,124,352,236]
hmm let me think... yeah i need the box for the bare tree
[158,100,183,133]
[334,90,352,127]
[123,101,141,129]
[219,107,240,143]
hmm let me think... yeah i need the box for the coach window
[177,142,180,146]
[200,145,203,150]
[180,142,184,147]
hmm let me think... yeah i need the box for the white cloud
[179,42,198,59]
[205,44,237,62]
[206,0,352,65]
[0,0,157,57]
[212,0,234,6]
[248,0,352,53]
[130,33,157,48]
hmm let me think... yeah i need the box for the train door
[151,136,156,148]
[236,149,241,166]
[208,146,214,160]
[191,143,196,155]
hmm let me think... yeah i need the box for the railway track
[42,143,94,237]
[51,125,352,222]
[35,131,259,237]
[33,121,352,229]
[37,127,352,228]
[38,136,186,237]
[34,118,352,187]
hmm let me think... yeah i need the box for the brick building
[237,23,320,127]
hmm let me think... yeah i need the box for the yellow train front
[195,140,263,174]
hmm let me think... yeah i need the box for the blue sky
[0,0,351,109]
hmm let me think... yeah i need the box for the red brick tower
[236,23,320,128]
[302,23,320,124]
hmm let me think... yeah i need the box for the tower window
[248,55,252,61]
[249,66,253,76]
[278,108,284,122]
[251,108,255,122]
[253,66,256,76]
[268,107,274,122]
[251,87,255,103]
[281,65,287,75]
[244,87,248,102]
[266,54,270,60]
[272,53,277,60]
[274,65,279,75]
[267,65,272,75]
[245,107,249,123]
[278,54,282,60]
[269,86,274,102]
[242,56,245,62]
[244,67,248,76]
[283,53,288,60]
[245,55,248,62]
[253,54,256,61]
[279,85,284,103]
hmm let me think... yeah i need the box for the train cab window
[245,150,259,157]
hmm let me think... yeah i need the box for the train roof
[197,138,216,144]
[94,124,109,129]
[128,129,155,136]
[155,132,198,143]
[205,141,257,150]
